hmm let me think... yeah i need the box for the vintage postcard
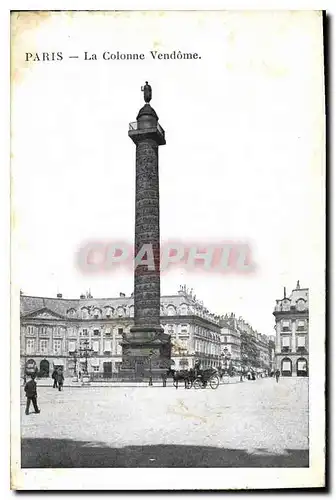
[10,10,326,490]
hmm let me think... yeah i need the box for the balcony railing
[296,346,307,353]
[129,121,165,140]
[89,372,165,382]
[281,347,291,353]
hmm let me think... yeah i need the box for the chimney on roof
[57,293,63,298]
[20,289,23,296]
[120,292,126,297]
[296,280,300,289]
[283,287,286,298]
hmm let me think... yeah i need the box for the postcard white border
[8,2,327,492]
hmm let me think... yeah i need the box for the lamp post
[79,340,94,376]
[148,349,154,386]
[69,350,80,381]
[222,347,232,374]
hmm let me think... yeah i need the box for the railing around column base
[89,372,167,383]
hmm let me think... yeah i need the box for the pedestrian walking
[52,368,58,388]
[24,374,40,415]
[57,369,64,391]
[275,369,280,383]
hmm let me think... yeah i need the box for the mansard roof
[20,290,219,323]
[274,284,309,314]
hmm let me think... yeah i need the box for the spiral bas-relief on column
[134,139,161,328]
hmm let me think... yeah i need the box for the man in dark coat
[52,369,58,388]
[57,370,64,391]
[275,369,280,383]
[24,375,40,415]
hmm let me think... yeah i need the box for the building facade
[219,314,273,374]
[273,281,309,377]
[20,285,221,378]
[268,335,276,373]
[219,314,241,371]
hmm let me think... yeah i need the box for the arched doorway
[39,359,50,377]
[281,357,292,377]
[296,357,308,377]
[103,361,112,378]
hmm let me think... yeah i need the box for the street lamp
[148,349,154,386]
[69,349,81,381]
[79,340,94,376]
[222,347,232,374]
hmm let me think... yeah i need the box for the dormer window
[93,308,101,319]
[117,307,125,317]
[282,299,290,311]
[81,308,89,319]
[297,299,306,311]
[167,305,176,316]
[180,304,188,315]
[105,307,113,318]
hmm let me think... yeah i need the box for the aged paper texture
[10,10,325,490]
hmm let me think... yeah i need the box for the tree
[240,330,259,369]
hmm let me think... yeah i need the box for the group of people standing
[51,368,64,391]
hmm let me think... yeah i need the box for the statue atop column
[141,81,152,103]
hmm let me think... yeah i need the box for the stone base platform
[119,326,173,379]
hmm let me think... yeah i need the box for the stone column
[120,84,172,377]
[134,138,161,329]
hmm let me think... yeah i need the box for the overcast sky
[11,11,325,335]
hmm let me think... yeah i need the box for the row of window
[278,299,308,311]
[194,326,220,342]
[66,304,195,319]
[24,326,124,337]
[281,335,307,348]
[26,326,66,336]
[25,339,123,355]
[72,306,133,319]
[194,340,220,355]
[281,357,308,372]
[23,324,220,339]
[281,319,308,331]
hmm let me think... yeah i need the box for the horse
[167,368,194,389]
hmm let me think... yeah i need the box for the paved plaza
[21,377,308,468]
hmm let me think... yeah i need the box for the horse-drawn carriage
[168,367,220,390]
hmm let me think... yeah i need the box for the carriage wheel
[185,379,192,389]
[193,378,203,389]
[209,375,219,389]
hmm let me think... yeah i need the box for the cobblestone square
[21,377,308,468]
